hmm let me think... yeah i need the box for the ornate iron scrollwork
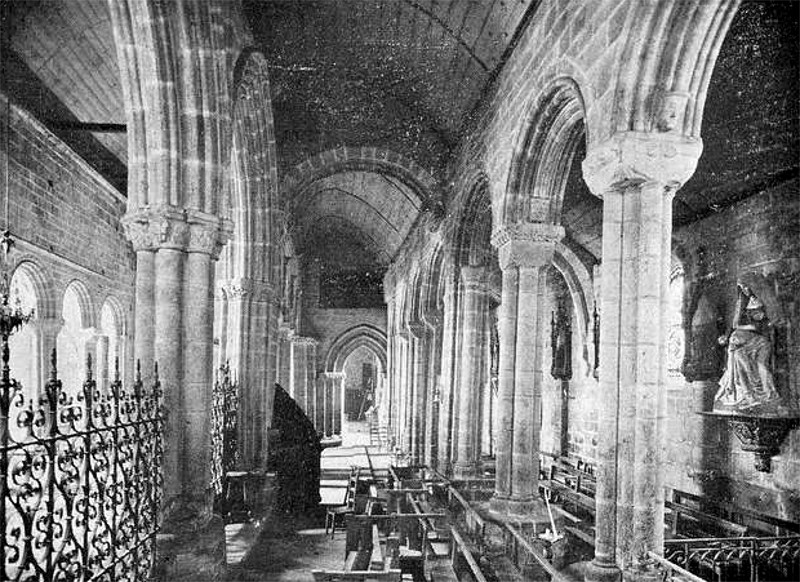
[210,363,239,503]
[1,346,164,581]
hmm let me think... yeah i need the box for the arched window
[57,284,91,394]
[9,269,38,398]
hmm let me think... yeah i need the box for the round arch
[61,279,96,330]
[9,259,58,320]
[282,146,442,214]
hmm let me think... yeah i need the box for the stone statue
[713,284,785,415]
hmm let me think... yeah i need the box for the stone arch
[454,175,494,268]
[421,243,446,322]
[282,146,442,215]
[61,279,96,330]
[613,0,741,137]
[225,48,282,286]
[501,77,587,227]
[99,294,127,337]
[324,325,388,375]
[552,242,594,352]
[9,259,58,320]
[108,0,240,212]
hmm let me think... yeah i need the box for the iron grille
[210,363,238,499]
[1,348,163,582]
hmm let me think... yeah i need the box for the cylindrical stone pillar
[408,322,430,465]
[582,132,701,581]
[331,372,344,436]
[290,336,307,407]
[453,266,488,478]
[490,223,562,518]
[437,278,458,474]
[182,250,215,503]
[133,250,156,379]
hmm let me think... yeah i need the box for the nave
[0,1,797,581]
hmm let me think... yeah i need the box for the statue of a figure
[713,284,785,415]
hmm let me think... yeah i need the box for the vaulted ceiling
[0,0,797,271]
[244,0,537,177]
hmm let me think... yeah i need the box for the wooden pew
[670,488,800,536]
[446,485,487,554]
[449,525,489,582]
[311,569,402,581]
[665,500,749,539]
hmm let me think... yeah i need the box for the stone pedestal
[490,223,562,520]
[581,131,701,579]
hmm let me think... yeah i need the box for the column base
[452,462,478,479]
[584,559,622,582]
[488,495,551,526]
[154,495,226,581]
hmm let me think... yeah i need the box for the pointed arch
[324,325,388,374]
[501,77,586,227]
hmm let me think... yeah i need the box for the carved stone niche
[700,412,800,472]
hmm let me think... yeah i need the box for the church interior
[0,1,798,581]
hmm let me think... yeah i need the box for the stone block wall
[665,179,800,522]
[1,95,135,381]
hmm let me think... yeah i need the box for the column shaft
[454,270,487,477]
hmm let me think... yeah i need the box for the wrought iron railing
[664,535,800,582]
[210,363,238,499]
[1,347,163,582]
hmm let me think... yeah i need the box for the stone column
[423,314,442,468]
[406,322,426,463]
[315,374,326,434]
[35,317,63,397]
[582,132,701,581]
[397,330,412,453]
[323,374,333,437]
[490,223,563,517]
[122,208,231,523]
[290,336,308,408]
[305,339,318,419]
[96,335,110,393]
[453,266,488,478]
[276,326,292,389]
[328,371,345,437]
[437,277,458,474]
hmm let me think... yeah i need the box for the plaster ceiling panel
[8,0,127,164]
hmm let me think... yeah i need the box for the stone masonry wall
[1,95,135,380]
[666,179,800,522]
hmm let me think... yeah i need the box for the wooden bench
[665,500,748,539]
[446,485,486,554]
[311,569,401,581]
[670,488,800,536]
[449,525,488,582]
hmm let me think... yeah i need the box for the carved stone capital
[491,223,563,270]
[582,131,703,196]
[220,278,275,302]
[406,321,428,339]
[122,207,232,258]
[460,265,488,290]
[291,335,318,346]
